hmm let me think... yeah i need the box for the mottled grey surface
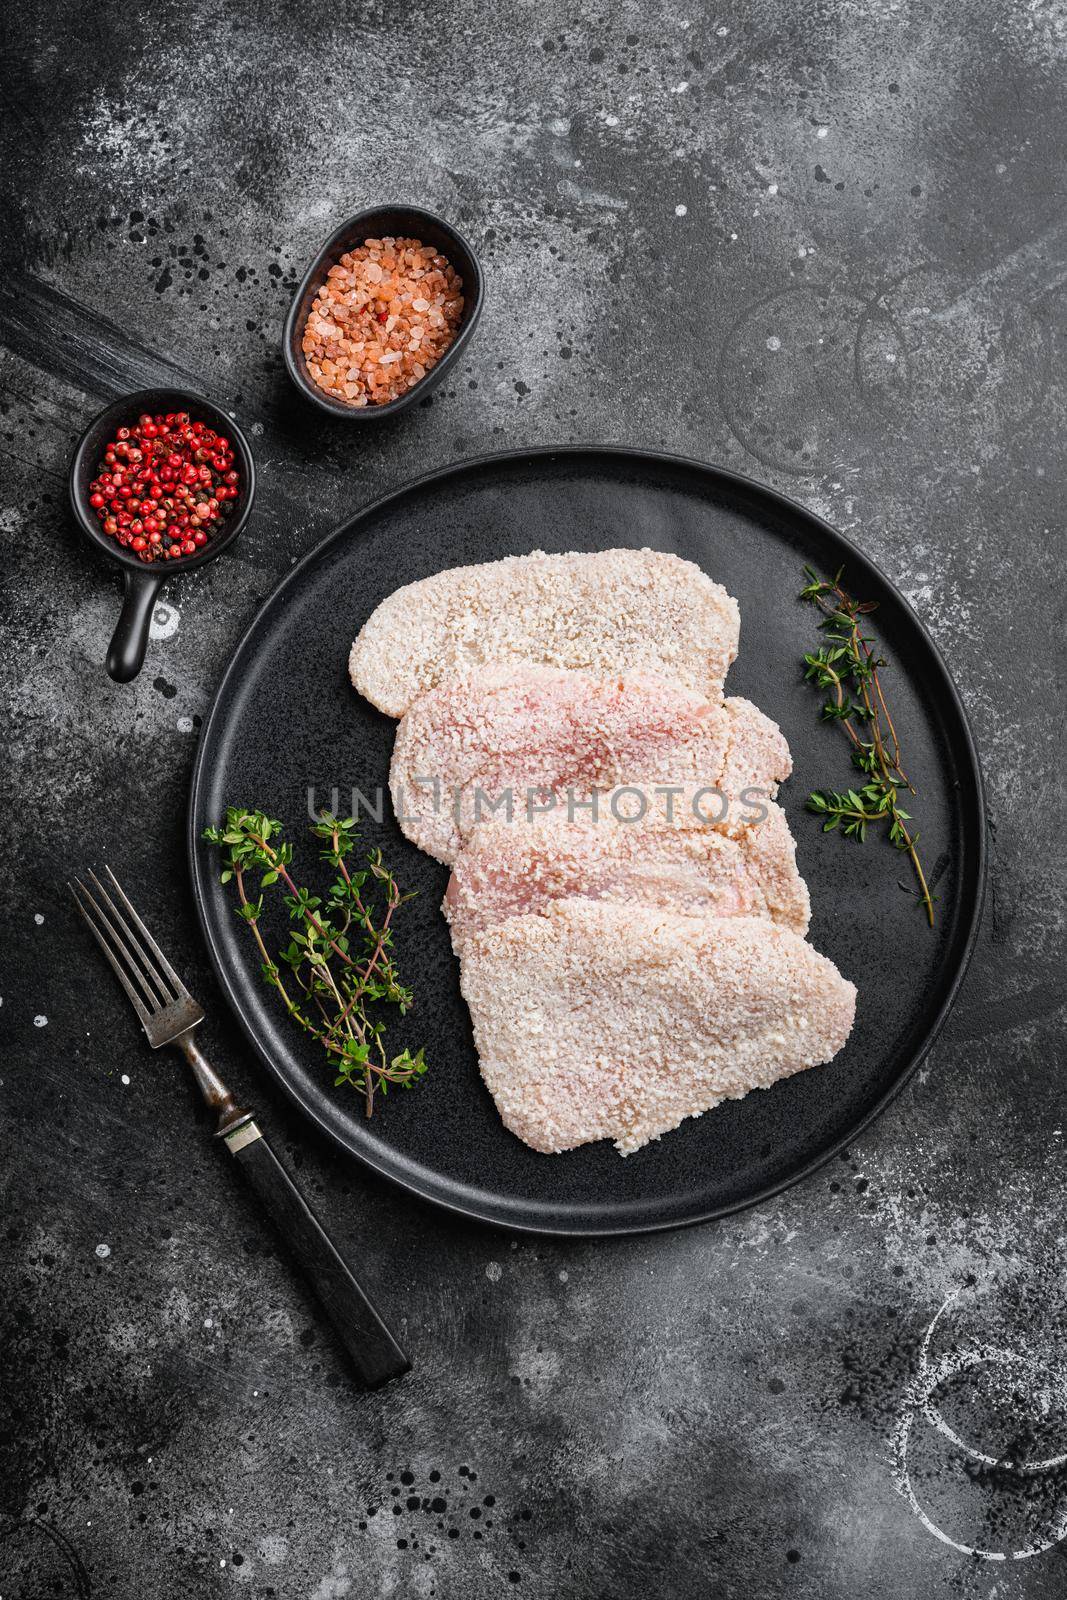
[2,0,1066,1595]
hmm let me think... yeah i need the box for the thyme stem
[204,808,428,1111]
[800,567,936,927]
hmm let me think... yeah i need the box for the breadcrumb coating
[390,667,792,863]
[459,902,856,1156]
[444,803,810,952]
[350,548,741,716]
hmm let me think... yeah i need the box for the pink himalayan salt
[301,237,464,408]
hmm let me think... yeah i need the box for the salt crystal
[301,236,463,407]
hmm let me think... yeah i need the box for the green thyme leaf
[799,566,936,926]
[203,807,428,1115]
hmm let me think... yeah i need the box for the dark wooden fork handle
[224,1123,411,1388]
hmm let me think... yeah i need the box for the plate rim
[187,444,987,1237]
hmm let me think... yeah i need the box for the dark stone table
[2,3,1065,1595]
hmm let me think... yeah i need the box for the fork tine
[78,874,164,1010]
[87,868,175,1006]
[103,865,189,1000]
[70,879,155,1025]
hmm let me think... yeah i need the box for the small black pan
[70,389,256,682]
[283,205,484,420]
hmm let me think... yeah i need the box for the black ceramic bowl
[70,388,256,682]
[283,205,484,420]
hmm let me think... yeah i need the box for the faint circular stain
[0,1521,91,1597]
[893,1293,1067,1561]
[856,264,1051,438]
[719,284,867,475]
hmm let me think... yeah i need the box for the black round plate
[188,449,985,1236]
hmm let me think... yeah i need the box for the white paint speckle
[675,203,688,216]
[34,913,44,925]
[485,1262,503,1282]
[121,1074,131,1086]
[204,1317,214,1328]
[604,114,619,127]
[716,24,729,34]
[33,1014,47,1028]
[76,93,172,178]
[767,182,779,195]
[177,716,195,734]
[766,335,781,351]
[149,602,180,641]
[95,1243,110,1258]
[816,125,829,139]
[259,1533,288,1565]
[559,1270,569,1282]
[671,82,689,94]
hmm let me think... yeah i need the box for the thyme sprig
[203,807,427,1116]
[799,566,936,926]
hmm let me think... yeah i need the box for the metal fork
[70,867,410,1389]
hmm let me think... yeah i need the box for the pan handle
[107,568,165,683]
